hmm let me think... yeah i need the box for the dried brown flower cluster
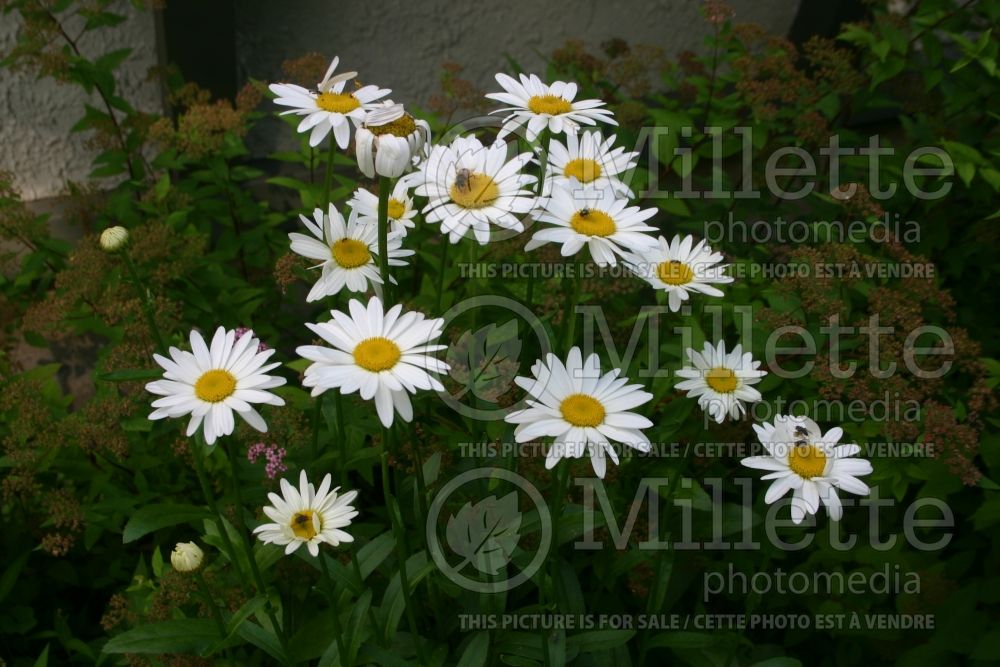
[428,62,491,121]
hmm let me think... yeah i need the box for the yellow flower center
[367,114,417,137]
[527,95,573,115]
[194,369,237,403]
[353,337,401,372]
[657,260,694,286]
[788,444,827,479]
[705,367,738,393]
[290,510,320,540]
[450,172,500,210]
[331,238,372,269]
[560,393,606,427]
[569,209,616,237]
[316,91,360,114]
[563,158,602,183]
[387,198,406,220]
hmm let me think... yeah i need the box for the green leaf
[122,503,212,543]
[646,631,715,649]
[567,629,636,653]
[103,619,218,654]
[457,632,490,667]
[98,368,162,382]
[446,492,522,576]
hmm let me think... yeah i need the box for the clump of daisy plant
[504,347,653,478]
[253,470,358,557]
[145,327,286,445]
[741,415,874,524]
[674,340,767,424]
[296,296,450,428]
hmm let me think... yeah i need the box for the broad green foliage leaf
[122,503,212,543]
[446,492,522,575]
[103,619,218,654]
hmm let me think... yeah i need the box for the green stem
[190,436,243,592]
[323,138,336,206]
[311,394,322,462]
[335,392,348,486]
[121,251,168,353]
[435,240,449,313]
[194,570,227,638]
[223,439,292,664]
[535,129,550,196]
[542,463,571,667]
[318,553,350,667]
[380,437,428,664]
[377,176,392,303]
[350,550,385,641]
[561,267,582,354]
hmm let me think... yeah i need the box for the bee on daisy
[545,130,639,197]
[741,416,873,524]
[253,471,358,557]
[347,182,417,236]
[296,296,449,428]
[146,327,286,445]
[624,234,733,312]
[674,341,766,423]
[486,73,617,141]
[526,183,658,266]
[414,135,536,245]
[269,56,390,148]
[288,204,412,302]
[504,347,653,478]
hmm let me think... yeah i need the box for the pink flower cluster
[234,327,270,352]
[247,442,288,479]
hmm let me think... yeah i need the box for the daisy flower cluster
[141,51,876,573]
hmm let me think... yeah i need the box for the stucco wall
[234,0,802,112]
[0,2,161,201]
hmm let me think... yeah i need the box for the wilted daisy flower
[146,328,286,445]
[624,234,733,312]
[742,416,873,524]
[269,56,390,148]
[486,73,617,141]
[253,471,358,557]
[355,102,430,179]
[288,204,412,301]
[348,182,417,236]
[296,296,449,428]
[526,184,658,266]
[546,130,639,196]
[505,347,653,478]
[674,341,766,423]
[415,135,536,245]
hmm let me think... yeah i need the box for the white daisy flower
[253,470,358,557]
[485,73,617,141]
[526,183,658,266]
[414,135,536,245]
[742,416,873,524]
[546,130,639,197]
[624,234,733,312]
[288,204,412,302]
[296,296,450,428]
[504,347,653,478]
[269,56,390,148]
[674,341,766,423]
[146,327,286,445]
[355,102,430,179]
[347,182,417,236]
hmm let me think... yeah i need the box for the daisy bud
[99,226,129,253]
[355,102,429,179]
[170,541,204,572]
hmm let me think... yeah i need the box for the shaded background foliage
[0,0,999,665]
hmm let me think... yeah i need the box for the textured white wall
[235,0,801,108]
[0,2,161,201]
